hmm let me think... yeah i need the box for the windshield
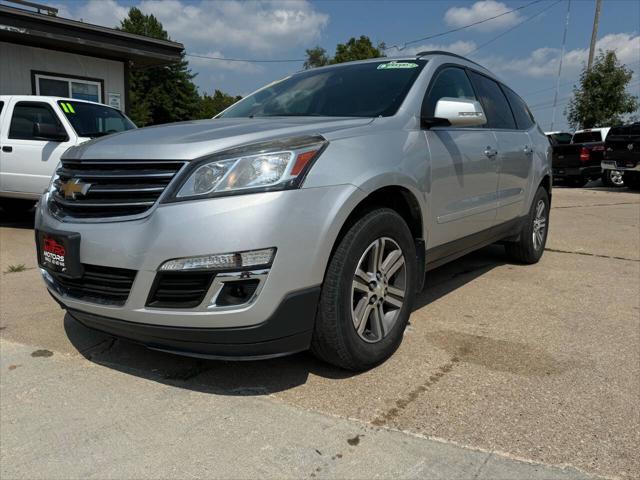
[58,101,136,138]
[219,60,427,118]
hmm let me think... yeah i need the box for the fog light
[159,248,275,271]
[216,280,260,306]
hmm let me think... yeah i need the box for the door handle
[484,147,498,159]
[523,145,534,155]
[1,146,12,153]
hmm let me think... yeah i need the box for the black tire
[567,177,588,188]
[0,198,36,214]
[601,169,625,188]
[625,174,640,191]
[311,208,417,371]
[505,187,550,264]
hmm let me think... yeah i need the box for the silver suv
[36,52,551,370]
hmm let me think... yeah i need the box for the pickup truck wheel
[0,198,36,214]
[311,208,416,371]
[602,169,624,187]
[505,187,549,264]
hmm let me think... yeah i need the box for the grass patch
[5,264,27,273]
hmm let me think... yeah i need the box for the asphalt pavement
[1,185,638,479]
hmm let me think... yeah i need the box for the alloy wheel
[532,199,547,251]
[351,237,407,343]
[610,170,625,186]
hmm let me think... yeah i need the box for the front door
[423,66,499,247]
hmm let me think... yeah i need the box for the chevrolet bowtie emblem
[60,179,91,199]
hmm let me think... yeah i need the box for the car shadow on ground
[64,244,509,397]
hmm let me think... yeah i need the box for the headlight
[47,162,62,193]
[166,135,327,201]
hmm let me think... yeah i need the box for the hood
[64,117,374,160]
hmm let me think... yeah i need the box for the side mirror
[422,97,487,128]
[33,123,68,142]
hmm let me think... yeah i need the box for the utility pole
[587,0,602,70]
[551,0,571,132]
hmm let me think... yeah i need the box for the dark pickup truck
[601,123,640,190]
[552,128,610,187]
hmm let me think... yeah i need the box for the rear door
[468,72,532,224]
[0,100,74,196]
[423,66,499,247]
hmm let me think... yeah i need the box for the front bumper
[602,160,640,172]
[63,287,321,360]
[36,185,363,354]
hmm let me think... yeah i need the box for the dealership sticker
[377,62,419,70]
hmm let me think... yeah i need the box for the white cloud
[399,40,477,57]
[482,32,640,78]
[59,0,128,28]
[445,1,523,32]
[61,0,328,53]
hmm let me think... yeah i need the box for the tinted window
[468,71,516,129]
[423,67,476,117]
[503,87,534,130]
[58,101,135,138]
[220,60,426,118]
[572,131,602,143]
[9,102,64,140]
[547,133,572,145]
[0,101,4,114]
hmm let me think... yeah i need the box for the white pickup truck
[0,96,135,212]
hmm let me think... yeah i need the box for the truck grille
[49,264,137,306]
[49,159,185,220]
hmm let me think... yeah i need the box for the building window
[33,72,103,103]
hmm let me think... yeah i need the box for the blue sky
[41,0,640,130]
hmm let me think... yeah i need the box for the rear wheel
[311,208,416,371]
[602,169,625,187]
[505,187,550,264]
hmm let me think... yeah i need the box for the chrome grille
[49,159,185,220]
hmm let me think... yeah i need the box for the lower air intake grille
[147,272,216,309]
[50,264,137,306]
[49,159,185,220]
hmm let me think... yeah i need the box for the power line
[385,0,546,51]
[185,53,304,63]
[468,0,564,55]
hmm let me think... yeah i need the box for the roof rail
[415,50,482,67]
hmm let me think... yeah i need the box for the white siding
[0,42,125,107]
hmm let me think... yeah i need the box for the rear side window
[9,102,64,140]
[572,131,602,143]
[422,67,477,117]
[503,87,534,130]
[468,71,516,130]
[0,101,4,114]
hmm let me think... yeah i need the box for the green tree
[303,35,385,69]
[119,8,201,126]
[303,46,331,69]
[565,50,638,129]
[200,90,242,118]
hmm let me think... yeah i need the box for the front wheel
[311,208,417,371]
[505,187,550,264]
[602,169,625,187]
